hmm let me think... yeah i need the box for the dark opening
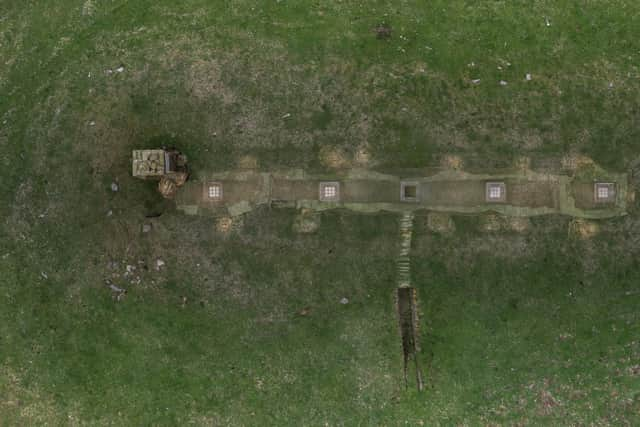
[403,185,417,199]
[397,287,424,391]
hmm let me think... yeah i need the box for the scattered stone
[526,73,532,81]
[40,272,48,280]
[471,79,481,84]
[499,80,508,86]
[340,297,349,305]
[125,265,136,274]
[106,210,113,217]
[156,259,165,270]
[142,224,152,233]
[116,66,125,73]
[108,283,125,293]
[282,113,291,119]
[105,279,127,301]
[110,182,119,192]
[88,121,95,126]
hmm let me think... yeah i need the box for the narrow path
[396,211,424,391]
[397,211,414,288]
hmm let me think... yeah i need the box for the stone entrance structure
[174,167,630,219]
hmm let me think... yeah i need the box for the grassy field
[1,0,640,425]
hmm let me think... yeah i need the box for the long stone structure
[174,166,630,219]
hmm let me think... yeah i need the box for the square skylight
[489,186,502,199]
[486,182,506,202]
[594,182,615,203]
[597,186,609,199]
[319,182,340,201]
[208,183,222,200]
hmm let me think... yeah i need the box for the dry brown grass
[514,156,532,172]
[319,146,351,170]
[0,365,66,424]
[353,144,373,167]
[479,214,503,232]
[561,153,595,171]
[568,219,600,239]
[187,59,236,105]
[426,212,456,233]
[237,155,258,170]
[506,217,531,233]
[440,154,464,171]
[292,208,320,233]
[215,216,234,234]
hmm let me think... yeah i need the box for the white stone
[340,297,349,305]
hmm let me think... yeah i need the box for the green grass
[1,0,640,424]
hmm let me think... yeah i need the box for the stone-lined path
[397,212,414,288]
